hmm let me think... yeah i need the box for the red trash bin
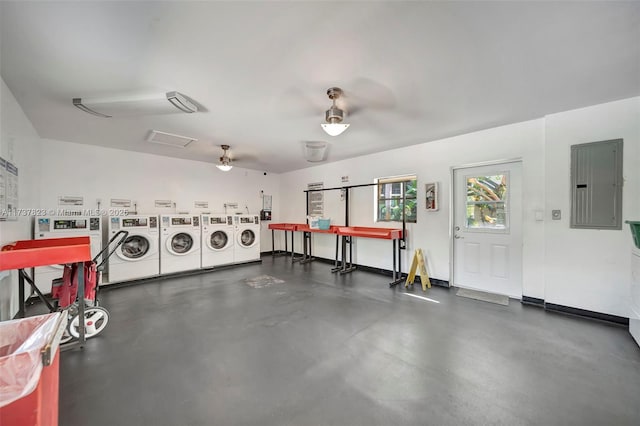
[0,312,66,426]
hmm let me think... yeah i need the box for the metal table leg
[331,234,341,273]
[271,229,275,255]
[300,232,314,264]
[339,236,356,274]
[18,269,26,318]
[389,239,404,287]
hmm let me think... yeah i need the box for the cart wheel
[68,306,110,339]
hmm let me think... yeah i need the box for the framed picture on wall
[425,182,438,211]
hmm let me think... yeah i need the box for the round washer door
[237,229,256,248]
[117,235,150,261]
[208,230,231,251]
[167,232,194,255]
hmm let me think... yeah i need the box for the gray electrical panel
[570,139,623,229]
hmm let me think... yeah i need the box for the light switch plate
[552,210,561,220]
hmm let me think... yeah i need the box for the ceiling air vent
[146,130,197,148]
[72,91,198,118]
[303,141,329,162]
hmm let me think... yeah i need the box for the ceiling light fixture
[72,91,198,118]
[216,144,233,171]
[321,87,350,136]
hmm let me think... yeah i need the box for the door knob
[455,226,460,231]
[454,234,464,239]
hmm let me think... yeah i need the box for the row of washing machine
[33,214,261,292]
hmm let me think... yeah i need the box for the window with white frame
[375,175,417,223]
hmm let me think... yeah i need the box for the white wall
[0,77,42,320]
[280,119,546,299]
[544,97,640,317]
[38,139,281,252]
[280,97,640,317]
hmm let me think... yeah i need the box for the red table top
[0,236,92,271]
[267,223,402,239]
[268,223,299,231]
[336,226,403,240]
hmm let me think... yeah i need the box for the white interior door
[453,161,523,298]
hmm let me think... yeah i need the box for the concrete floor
[54,256,640,425]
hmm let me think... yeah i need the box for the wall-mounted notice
[58,195,83,206]
[307,182,324,216]
[0,157,16,221]
[224,202,238,210]
[6,160,18,217]
[262,195,272,211]
[155,200,173,208]
[194,201,209,209]
[111,198,132,208]
[425,182,439,211]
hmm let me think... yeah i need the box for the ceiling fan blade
[349,77,398,111]
[281,87,322,118]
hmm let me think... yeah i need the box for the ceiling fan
[321,87,350,136]
[216,144,233,171]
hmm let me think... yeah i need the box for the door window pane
[465,174,508,230]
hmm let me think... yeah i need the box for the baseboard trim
[519,296,628,326]
[544,303,628,326]
[522,296,545,307]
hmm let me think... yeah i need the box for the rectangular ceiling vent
[147,130,197,148]
[72,91,198,118]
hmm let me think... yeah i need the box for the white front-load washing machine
[107,215,160,284]
[33,216,102,294]
[234,214,261,263]
[160,214,201,274]
[201,214,235,268]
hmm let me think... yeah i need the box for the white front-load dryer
[234,214,261,263]
[160,214,201,274]
[201,214,234,268]
[107,215,160,284]
[33,216,102,294]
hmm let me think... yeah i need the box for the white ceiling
[1,1,639,173]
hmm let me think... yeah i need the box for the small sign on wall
[194,201,209,209]
[111,198,132,208]
[155,200,173,208]
[425,182,438,211]
[58,196,83,206]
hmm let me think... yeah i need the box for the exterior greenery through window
[376,176,417,223]
[466,174,508,229]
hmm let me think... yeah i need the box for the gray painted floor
[52,256,640,425]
